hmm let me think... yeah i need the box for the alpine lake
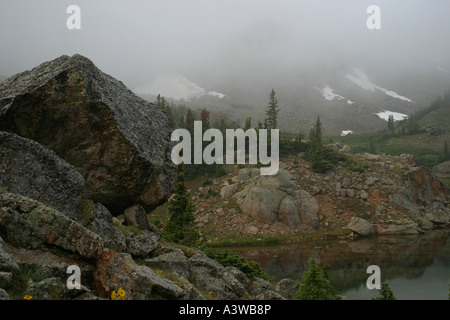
[230,230,450,300]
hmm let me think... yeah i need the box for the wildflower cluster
[111,288,126,300]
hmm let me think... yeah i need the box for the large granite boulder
[0,54,177,214]
[232,169,319,230]
[0,131,85,218]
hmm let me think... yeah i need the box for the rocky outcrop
[0,193,103,259]
[230,169,319,231]
[0,192,292,300]
[0,131,85,218]
[0,54,177,214]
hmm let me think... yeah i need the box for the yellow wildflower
[111,288,126,300]
[23,295,33,300]
[117,288,126,300]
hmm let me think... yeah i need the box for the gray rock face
[144,248,190,279]
[6,245,94,281]
[275,278,299,300]
[0,131,85,218]
[346,217,376,236]
[128,263,186,300]
[0,54,177,214]
[232,169,319,230]
[187,253,247,299]
[0,236,20,274]
[220,183,239,200]
[85,203,115,243]
[0,193,103,259]
[377,222,424,235]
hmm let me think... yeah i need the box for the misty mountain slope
[135,66,450,135]
[337,96,450,169]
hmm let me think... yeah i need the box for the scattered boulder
[346,217,376,236]
[339,145,352,153]
[363,153,380,161]
[125,232,159,258]
[220,184,239,200]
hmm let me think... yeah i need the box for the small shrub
[372,282,396,300]
[201,247,270,280]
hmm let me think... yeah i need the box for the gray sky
[1,0,449,90]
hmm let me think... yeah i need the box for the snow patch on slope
[134,73,225,101]
[375,110,409,121]
[316,86,345,101]
[341,130,353,136]
[346,69,413,103]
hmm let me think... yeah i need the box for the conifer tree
[307,115,333,173]
[444,139,449,161]
[266,89,279,129]
[244,117,252,131]
[162,168,199,245]
[297,257,338,300]
[185,108,195,135]
[387,115,395,133]
[200,108,210,133]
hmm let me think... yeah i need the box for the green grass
[333,131,443,168]
[114,222,143,235]
[392,166,405,176]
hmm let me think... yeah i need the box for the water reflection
[231,230,450,300]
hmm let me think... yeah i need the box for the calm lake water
[231,230,450,300]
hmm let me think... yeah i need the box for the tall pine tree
[307,115,333,173]
[266,89,279,130]
[162,168,199,246]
